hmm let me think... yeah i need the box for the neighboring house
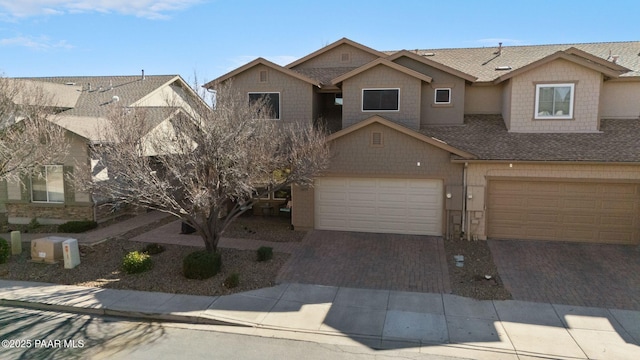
[207,38,640,245]
[1,74,205,225]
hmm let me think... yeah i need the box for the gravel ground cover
[1,214,511,300]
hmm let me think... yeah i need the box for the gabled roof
[206,57,320,88]
[327,115,476,159]
[386,50,477,82]
[331,58,433,85]
[493,48,630,84]
[387,41,640,83]
[20,75,181,117]
[286,38,387,69]
[419,115,640,163]
[8,79,82,108]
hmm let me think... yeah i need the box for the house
[1,73,205,225]
[206,38,640,245]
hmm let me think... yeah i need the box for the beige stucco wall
[600,81,640,119]
[465,84,503,115]
[291,43,379,69]
[465,162,640,240]
[342,65,422,129]
[293,122,464,230]
[224,64,313,125]
[507,58,602,133]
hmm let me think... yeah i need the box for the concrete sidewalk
[16,211,172,245]
[1,280,638,359]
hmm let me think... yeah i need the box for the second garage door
[314,177,443,235]
[487,179,640,244]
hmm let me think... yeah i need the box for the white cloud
[0,0,203,20]
[0,35,73,50]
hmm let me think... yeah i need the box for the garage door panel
[488,180,639,245]
[315,177,442,236]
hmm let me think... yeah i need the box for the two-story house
[1,74,206,226]
[207,38,640,245]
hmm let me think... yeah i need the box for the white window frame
[362,88,400,112]
[31,165,65,203]
[248,92,281,120]
[534,83,575,119]
[434,88,451,104]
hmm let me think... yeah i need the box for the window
[334,93,343,106]
[362,89,399,111]
[535,83,574,119]
[249,92,280,120]
[434,88,451,104]
[31,165,64,203]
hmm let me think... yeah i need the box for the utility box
[31,237,68,264]
[62,238,81,269]
[10,231,22,255]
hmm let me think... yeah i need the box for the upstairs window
[434,88,451,104]
[31,165,64,203]
[249,92,280,120]
[535,83,574,119]
[362,88,399,112]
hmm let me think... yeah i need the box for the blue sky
[1,0,639,86]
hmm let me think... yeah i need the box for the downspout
[461,162,468,240]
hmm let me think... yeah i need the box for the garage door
[487,180,640,244]
[314,177,443,235]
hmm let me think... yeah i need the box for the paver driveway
[276,230,450,293]
[489,239,640,310]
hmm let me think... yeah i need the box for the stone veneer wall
[7,203,93,225]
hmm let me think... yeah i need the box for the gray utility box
[62,238,81,269]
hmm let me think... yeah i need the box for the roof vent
[422,52,436,57]
[495,66,512,71]
[65,82,76,86]
[610,55,619,64]
[112,95,120,103]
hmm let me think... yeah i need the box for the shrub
[223,273,240,288]
[183,250,221,280]
[256,246,273,262]
[142,243,165,255]
[28,218,40,230]
[122,251,153,274]
[58,220,98,233]
[0,238,9,264]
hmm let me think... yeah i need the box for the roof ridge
[386,40,640,53]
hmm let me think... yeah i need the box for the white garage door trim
[314,177,443,236]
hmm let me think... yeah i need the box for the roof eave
[331,58,433,85]
[386,50,478,82]
[286,37,387,69]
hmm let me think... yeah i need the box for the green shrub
[58,220,98,233]
[256,246,273,262]
[122,251,153,274]
[223,273,240,288]
[142,243,165,255]
[28,218,40,230]
[0,238,9,264]
[183,250,221,279]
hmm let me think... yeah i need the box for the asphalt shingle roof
[419,115,640,162]
[21,75,178,116]
[386,41,640,82]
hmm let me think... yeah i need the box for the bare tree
[84,83,330,253]
[0,76,69,182]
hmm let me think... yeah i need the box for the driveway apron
[276,230,450,294]
[489,239,640,310]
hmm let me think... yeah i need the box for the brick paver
[276,230,451,293]
[489,239,640,310]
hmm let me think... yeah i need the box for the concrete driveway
[489,239,640,311]
[276,230,450,294]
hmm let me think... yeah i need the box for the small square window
[434,88,451,104]
[334,93,343,106]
